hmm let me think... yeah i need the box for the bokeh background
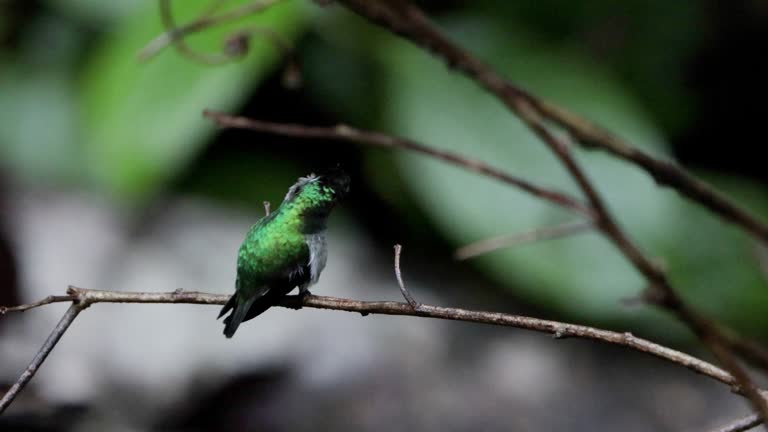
[1,0,768,430]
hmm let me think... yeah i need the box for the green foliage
[0,65,80,182]
[79,0,305,201]
[5,1,766,337]
[316,16,768,336]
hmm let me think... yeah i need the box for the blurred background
[1,0,768,430]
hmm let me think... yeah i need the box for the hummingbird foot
[298,285,312,299]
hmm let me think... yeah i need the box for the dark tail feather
[218,295,237,319]
[223,294,257,338]
[220,283,295,338]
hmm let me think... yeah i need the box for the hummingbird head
[284,168,350,233]
[317,166,350,199]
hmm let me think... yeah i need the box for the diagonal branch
[333,0,768,245]
[203,110,591,217]
[710,413,763,432]
[533,100,768,244]
[327,0,768,420]
[0,303,85,414]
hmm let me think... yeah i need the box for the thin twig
[0,295,76,315]
[0,303,84,414]
[158,0,224,64]
[454,220,592,260]
[137,0,282,61]
[709,413,763,432]
[263,200,271,216]
[203,110,592,217]
[393,245,421,310]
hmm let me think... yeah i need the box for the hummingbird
[218,169,350,338]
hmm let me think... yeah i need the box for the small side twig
[0,303,85,414]
[137,0,282,61]
[454,220,592,260]
[709,413,763,432]
[393,245,421,310]
[263,200,271,216]
[1,295,75,315]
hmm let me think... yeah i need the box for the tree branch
[202,110,592,217]
[534,100,768,245]
[710,413,763,432]
[137,0,282,62]
[333,0,768,245]
[0,303,84,414]
[0,286,761,404]
[321,0,768,420]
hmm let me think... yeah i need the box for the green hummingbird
[218,169,350,338]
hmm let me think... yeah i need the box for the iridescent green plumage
[219,170,350,338]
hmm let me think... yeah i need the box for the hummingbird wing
[220,206,311,337]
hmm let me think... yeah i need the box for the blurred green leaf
[79,0,305,201]
[371,18,768,336]
[47,0,145,23]
[0,65,80,182]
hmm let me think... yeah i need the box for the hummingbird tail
[218,295,237,319]
[220,282,296,337]
[222,294,258,338]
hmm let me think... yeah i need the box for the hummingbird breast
[305,231,328,286]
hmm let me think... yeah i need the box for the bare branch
[1,295,75,315]
[137,0,282,62]
[534,100,768,244]
[333,0,768,245]
[326,0,768,419]
[393,244,421,310]
[203,110,592,217]
[522,92,768,420]
[0,303,84,414]
[1,287,765,405]
[454,220,592,260]
[709,413,763,432]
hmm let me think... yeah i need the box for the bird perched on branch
[218,169,350,338]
